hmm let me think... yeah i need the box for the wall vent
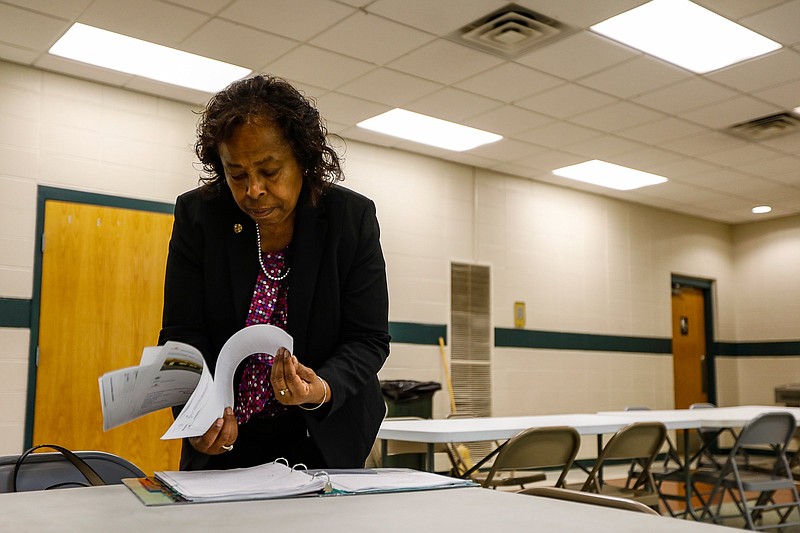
[447,3,575,59]
[725,112,800,141]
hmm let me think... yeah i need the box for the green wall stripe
[495,327,673,354]
[716,341,800,356]
[0,298,30,328]
[388,322,447,345]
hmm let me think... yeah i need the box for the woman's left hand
[271,347,329,406]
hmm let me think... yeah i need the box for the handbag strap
[13,444,106,491]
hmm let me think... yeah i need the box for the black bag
[380,380,441,402]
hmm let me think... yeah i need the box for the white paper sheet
[161,324,293,439]
[98,324,292,438]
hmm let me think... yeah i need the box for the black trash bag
[380,380,441,402]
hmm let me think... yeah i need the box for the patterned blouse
[234,249,290,424]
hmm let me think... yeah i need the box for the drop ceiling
[1,0,799,224]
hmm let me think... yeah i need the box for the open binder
[123,458,477,506]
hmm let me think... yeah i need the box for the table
[0,483,733,532]
[378,413,702,472]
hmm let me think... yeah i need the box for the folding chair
[0,444,146,493]
[690,402,746,470]
[477,426,580,490]
[567,422,667,511]
[520,486,661,516]
[694,412,800,531]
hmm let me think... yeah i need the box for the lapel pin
[233,223,243,234]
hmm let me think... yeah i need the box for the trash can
[380,380,441,419]
[379,380,442,470]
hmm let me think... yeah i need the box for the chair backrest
[483,426,581,488]
[583,422,667,492]
[0,447,146,493]
[734,411,795,450]
[520,486,661,516]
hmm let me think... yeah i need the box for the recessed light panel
[591,0,781,74]
[553,160,668,191]
[357,109,502,152]
[49,23,251,93]
[752,205,772,214]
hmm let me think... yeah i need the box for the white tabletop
[597,405,800,429]
[0,484,732,533]
[378,412,700,444]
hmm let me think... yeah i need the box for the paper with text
[98,324,292,438]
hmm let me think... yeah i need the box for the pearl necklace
[255,224,290,282]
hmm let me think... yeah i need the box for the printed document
[98,324,293,439]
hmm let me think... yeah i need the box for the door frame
[671,274,717,406]
[25,185,173,448]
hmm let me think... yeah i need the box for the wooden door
[34,200,181,474]
[671,286,708,409]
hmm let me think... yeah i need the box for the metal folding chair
[694,412,800,531]
[478,426,580,490]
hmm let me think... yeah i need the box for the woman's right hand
[188,406,238,455]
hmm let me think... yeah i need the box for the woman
[159,75,390,470]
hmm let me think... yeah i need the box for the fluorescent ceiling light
[590,0,781,74]
[49,23,251,93]
[357,108,502,151]
[752,205,772,214]
[552,160,668,191]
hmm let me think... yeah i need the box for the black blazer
[159,183,390,469]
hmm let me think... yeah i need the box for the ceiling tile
[516,83,617,119]
[512,149,585,172]
[455,63,562,103]
[514,32,637,80]
[387,38,504,85]
[465,105,553,136]
[616,117,705,145]
[179,19,297,70]
[0,42,39,64]
[570,101,664,132]
[737,154,800,178]
[311,12,433,65]
[221,0,353,41]
[577,56,691,99]
[514,0,647,27]
[694,0,787,20]
[263,45,373,90]
[314,91,389,124]
[367,0,507,36]
[80,0,209,45]
[612,147,682,171]
[337,68,440,107]
[3,0,93,19]
[162,0,231,14]
[740,0,800,46]
[696,143,782,167]
[0,3,70,51]
[632,77,739,114]
[405,87,502,122]
[561,134,642,159]
[514,121,601,149]
[679,95,781,129]
[661,131,747,157]
[706,49,800,93]
[468,138,546,162]
[754,79,800,108]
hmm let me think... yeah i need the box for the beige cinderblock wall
[1,61,798,456]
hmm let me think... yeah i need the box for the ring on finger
[221,444,233,452]
[279,388,289,396]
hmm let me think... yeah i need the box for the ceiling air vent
[447,3,575,59]
[725,112,800,141]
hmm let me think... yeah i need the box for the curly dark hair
[195,74,344,205]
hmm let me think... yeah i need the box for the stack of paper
[154,461,328,502]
